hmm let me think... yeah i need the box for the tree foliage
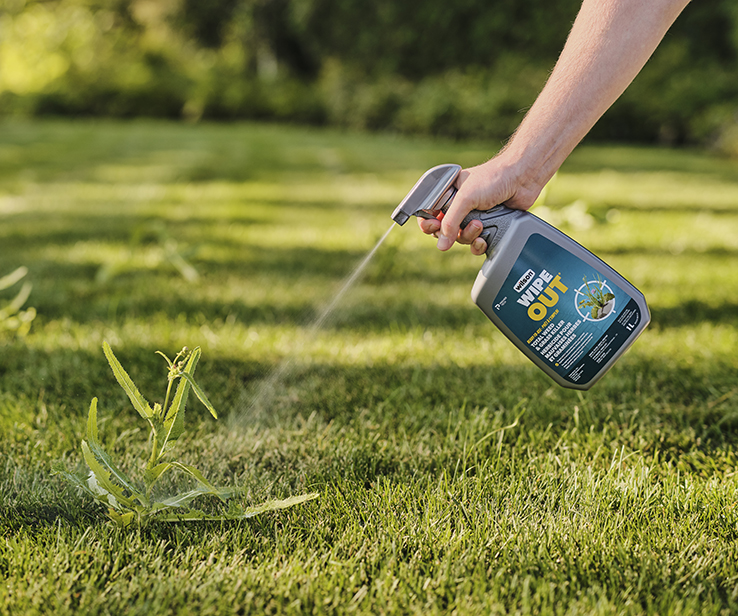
[2,0,738,147]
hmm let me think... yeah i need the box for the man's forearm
[432,0,692,251]
[501,0,691,192]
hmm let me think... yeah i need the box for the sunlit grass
[2,120,738,615]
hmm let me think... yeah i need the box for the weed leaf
[81,441,136,509]
[152,493,319,522]
[153,508,223,522]
[152,487,218,509]
[107,509,136,528]
[145,462,172,486]
[0,266,27,291]
[178,371,218,419]
[86,398,100,445]
[229,493,320,519]
[0,282,32,321]
[51,462,99,500]
[165,246,199,282]
[163,347,201,447]
[83,439,146,507]
[169,461,233,501]
[103,341,153,420]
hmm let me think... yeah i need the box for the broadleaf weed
[577,274,616,319]
[54,342,318,527]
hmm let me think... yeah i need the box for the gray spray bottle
[391,163,650,390]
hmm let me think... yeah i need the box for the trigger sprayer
[392,164,650,390]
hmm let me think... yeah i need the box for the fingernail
[472,238,486,253]
[437,234,453,251]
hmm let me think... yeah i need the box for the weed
[576,274,616,320]
[96,222,199,283]
[0,266,36,336]
[53,342,317,527]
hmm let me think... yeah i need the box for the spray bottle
[391,164,649,390]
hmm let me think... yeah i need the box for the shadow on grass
[5,209,736,332]
[650,300,738,328]
[0,212,266,250]
[1,498,100,530]
[4,341,737,431]
[21,272,738,331]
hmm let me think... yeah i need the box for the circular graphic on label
[574,277,616,322]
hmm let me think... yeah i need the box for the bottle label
[492,233,643,385]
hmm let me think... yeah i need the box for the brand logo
[516,269,569,321]
[513,269,535,293]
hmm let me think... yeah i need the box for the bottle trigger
[483,226,498,246]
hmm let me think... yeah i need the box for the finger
[439,202,473,250]
[418,217,441,236]
[438,172,474,251]
[471,237,487,256]
[457,219,482,245]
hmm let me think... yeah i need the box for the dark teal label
[492,234,643,385]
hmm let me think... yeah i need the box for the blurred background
[2,0,738,152]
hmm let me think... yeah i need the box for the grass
[2,119,738,614]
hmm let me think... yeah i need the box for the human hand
[417,154,542,254]
[418,215,489,256]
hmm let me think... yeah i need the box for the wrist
[489,143,552,209]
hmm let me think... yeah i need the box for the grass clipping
[54,342,317,528]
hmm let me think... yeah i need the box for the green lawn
[3,120,738,615]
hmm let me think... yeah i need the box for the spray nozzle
[391,164,461,226]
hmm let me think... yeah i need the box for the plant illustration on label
[575,275,616,321]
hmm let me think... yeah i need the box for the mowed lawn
[3,120,738,615]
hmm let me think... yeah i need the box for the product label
[491,233,643,384]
